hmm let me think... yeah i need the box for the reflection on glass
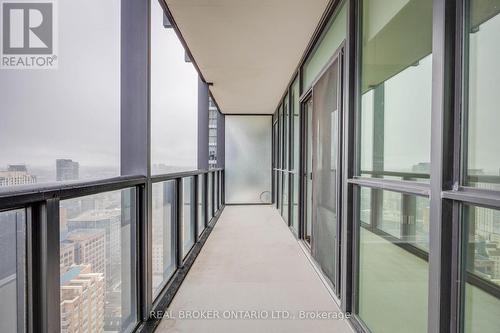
[152,181,176,297]
[359,0,432,181]
[465,1,500,191]
[0,209,25,332]
[60,188,137,332]
[463,205,500,332]
[151,0,198,174]
[183,177,195,257]
[357,187,429,333]
[362,188,430,250]
[198,175,205,236]
[379,191,402,238]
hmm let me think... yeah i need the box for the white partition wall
[225,116,272,204]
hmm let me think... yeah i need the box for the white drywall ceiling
[165,0,329,114]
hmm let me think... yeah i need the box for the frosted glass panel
[225,116,272,204]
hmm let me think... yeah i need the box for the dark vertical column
[176,179,184,268]
[198,78,209,170]
[194,175,199,243]
[342,0,358,313]
[29,199,60,333]
[121,0,150,321]
[121,0,150,178]
[428,0,457,332]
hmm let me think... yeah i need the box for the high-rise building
[56,159,80,182]
[60,264,105,333]
[0,164,37,187]
[66,210,120,288]
[60,242,75,274]
[65,229,106,277]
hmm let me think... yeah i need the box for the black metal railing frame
[0,168,225,333]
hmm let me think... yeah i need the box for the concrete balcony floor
[157,205,354,333]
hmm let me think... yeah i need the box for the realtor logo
[1,0,57,69]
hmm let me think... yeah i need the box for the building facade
[56,159,80,182]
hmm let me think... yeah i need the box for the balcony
[2,0,500,333]
[154,205,353,333]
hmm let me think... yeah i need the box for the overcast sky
[0,0,198,172]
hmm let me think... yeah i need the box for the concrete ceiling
[165,0,330,114]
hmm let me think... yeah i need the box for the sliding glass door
[301,50,343,294]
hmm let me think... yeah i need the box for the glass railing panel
[207,173,213,221]
[151,180,176,298]
[197,175,205,237]
[59,188,137,332]
[182,177,195,258]
[0,209,26,332]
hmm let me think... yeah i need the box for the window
[0,0,121,187]
[359,0,433,181]
[150,0,198,174]
[291,78,300,233]
[464,0,500,191]
[0,209,25,332]
[356,187,429,333]
[152,181,176,297]
[462,205,500,332]
[60,188,137,332]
